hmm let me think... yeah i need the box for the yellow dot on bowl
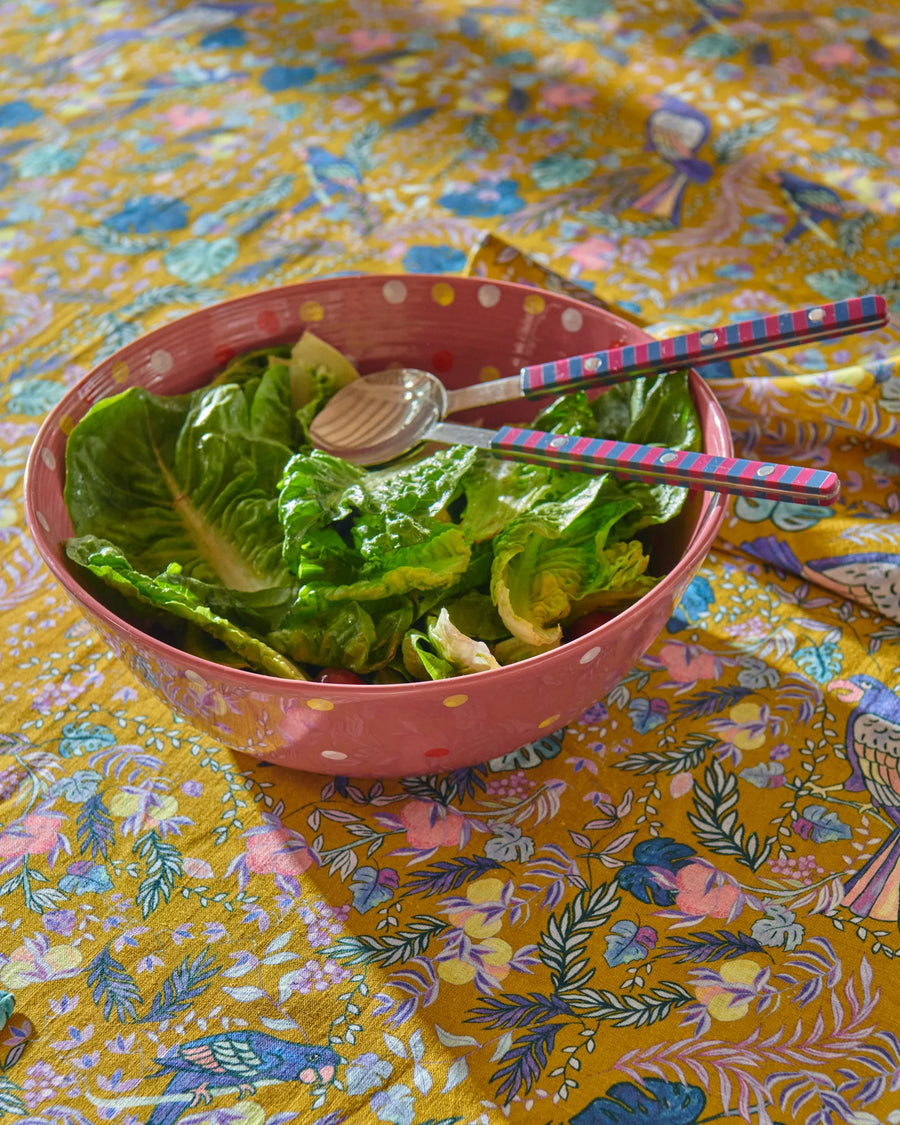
[431,282,455,306]
[562,308,583,332]
[150,349,173,375]
[300,299,324,322]
[41,448,56,471]
[524,294,545,315]
[479,365,500,382]
[539,713,560,729]
[111,361,129,383]
[443,694,468,708]
[579,647,601,664]
[322,750,347,760]
[306,698,334,712]
[60,413,75,435]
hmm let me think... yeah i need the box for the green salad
[63,331,700,683]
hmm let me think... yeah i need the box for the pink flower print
[226,817,318,892]
[674,861,744,921]
[568,237,618,272]
[347,29,396,53]
[652,641,719,684]
[244,826,315,878]
[0,814,65,860]
[397,801,466,850]
[540,83,596,110]
[812,43,863,70]
[165,106,213,132]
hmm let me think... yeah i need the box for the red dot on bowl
[425,747,450,759]
[256,309,279,335]
[432,350,453,373]
[214,344,236,366]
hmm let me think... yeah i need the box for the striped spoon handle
[519,294,887,398]
[491,426,840,506]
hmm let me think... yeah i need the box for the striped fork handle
[519,294,888,397]
[492,427,840,506]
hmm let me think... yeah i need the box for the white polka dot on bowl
[150,349,173,375]
[382,280,407,304]
[478,284,500,308]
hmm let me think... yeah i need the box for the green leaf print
[86,944,143,1022]
[134,829,183,918]
[163,235,239,282]
[687,760,775,871]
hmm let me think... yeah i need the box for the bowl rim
[24,273,729,695]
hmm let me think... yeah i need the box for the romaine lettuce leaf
[491,489,647,646]
[442,589,508,640]
[65,366,295,591]
[66,537,306,680]
[590,371,701,538]
[278,444,478,600]
[593,371,700,449]
[270,591,414,673]
[208,344,292,388]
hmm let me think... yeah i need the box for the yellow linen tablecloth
[2,2,900,1123]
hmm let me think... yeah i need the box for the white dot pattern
[478,284,500,308]
[150,349,173,375]
[382,280,407,305]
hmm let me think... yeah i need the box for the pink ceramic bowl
[24,275,729,777]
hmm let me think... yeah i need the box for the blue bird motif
[630,95,713,225]
[146,1030,339,1125]
[766,170,844,257]
[829,676,900,924]
[741,540,900,624]
[804,552,900,624]
[292,144,365,213]
[687,0,744,35]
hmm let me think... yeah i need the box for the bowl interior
[26,274,731,681]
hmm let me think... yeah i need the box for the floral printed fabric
[2,1,900,1123]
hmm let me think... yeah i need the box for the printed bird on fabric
[291,144,365,214]
[147,1030,339,1125]
[687,0,744,35]
[805,552,900,624]
[629,95,713,226]
[766,170,844,257]
[829,675,900,923]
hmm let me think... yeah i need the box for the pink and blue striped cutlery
[309,295,887,505]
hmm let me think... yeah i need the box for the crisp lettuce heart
[491,492,647,646]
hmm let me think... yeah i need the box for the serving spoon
[309,294,886,506]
